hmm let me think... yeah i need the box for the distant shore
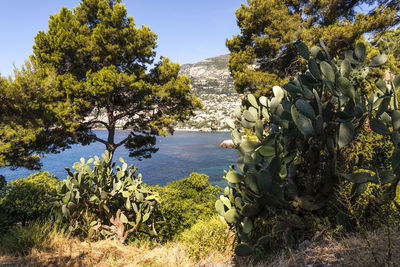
[93,126,230,133]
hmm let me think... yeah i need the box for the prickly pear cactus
[218,41,391,256]
[56,150,159,243]
[363,74,400,198]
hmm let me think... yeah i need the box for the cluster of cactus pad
[56,150,159,243]
[217,41,400,256]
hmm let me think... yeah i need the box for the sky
[0,0,247,77]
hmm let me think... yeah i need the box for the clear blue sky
[0,0,246,77]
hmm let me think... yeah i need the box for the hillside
[180,55,235,96]
[177,55,241,131]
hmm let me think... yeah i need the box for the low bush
[0,171,59,230]
[180,215,232,260]
[147,172,222,243]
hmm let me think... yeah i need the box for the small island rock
[219,139,235,148]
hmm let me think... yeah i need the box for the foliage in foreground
[180,215,232,260]
[0,172,59,230]
[148,172,222,243]
[218,41,400,256]
[56,151,159,243]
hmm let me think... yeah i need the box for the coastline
[92,126,231,133]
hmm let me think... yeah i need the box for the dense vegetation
[219,41,400,259]
[1,0,400,265]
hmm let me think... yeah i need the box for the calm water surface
[1,130,237,187]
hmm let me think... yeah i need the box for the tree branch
[115,133,134,148]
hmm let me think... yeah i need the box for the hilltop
[177,55,241,131]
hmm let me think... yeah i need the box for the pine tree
[227,0,400,95]
[0,0,201,169]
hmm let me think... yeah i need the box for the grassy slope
[1,228,399,266]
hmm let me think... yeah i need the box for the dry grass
[236,228,400,267]
[0,236,232,267]
[2,227,400,266]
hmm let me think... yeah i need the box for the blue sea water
[1,130,238,187]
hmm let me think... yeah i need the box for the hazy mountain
[179,55,235,95]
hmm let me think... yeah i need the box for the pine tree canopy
[227,0,400,95]
[0,0,201,169]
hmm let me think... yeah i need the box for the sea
[1,130,238,187]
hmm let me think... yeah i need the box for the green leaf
[311,46,325,60]
[224,209,240,224]
[283,83,303,95]
[291,105,315,137]
[215,199,226,216]
[241,119,255,129]
[337,76,355,100]
[220,195,231,209]
[376,169,396,184]
[243,110,257,122]
[320,40,331,60]
[370,118,390,135]
[340,172,373,183]
[308,58,321,80]
[226,118,235,129]
[120,212,128,224]
[392,111,400,130]
[273,86,284,100]
[354,42,366,62]
[259,145,275,157]
[243,218,253,234]
[226,170,243,183]
[295,99,316,119]
[393,75,400,90]
[340,59,351,78]
[296,42,309,60]
[234,106,242,119]
[62,205,70,217]
[247,94,258,108]
[320,61,335,83]
[142,213,150,222]
[255,120,263,140]
[239,140,260,153]
[370,54,387,67]
[235,244,254,256]
[259,96,267,106]
[338,121,354,148]
[376,79,388,94]
[231,129,241,145]
[392,149,400,172]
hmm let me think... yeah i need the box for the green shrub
[180,215,231,260]
[148,172,221,243]
[56,151,159,243]
[0,171,59,230]
[0,221,64,255]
